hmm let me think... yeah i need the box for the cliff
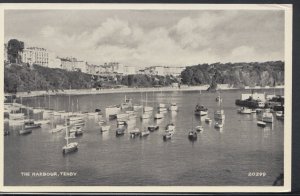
[180,61,284,90]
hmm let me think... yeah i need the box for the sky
[5,9,284,67]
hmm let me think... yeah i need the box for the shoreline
[6,85,284,98]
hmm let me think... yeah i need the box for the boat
[129,127,140,138]
[62,124,78,154]
[75,127,83,136]
[121,95,133,110]
[188,130,197,140]
[24,120,41,129]
[19,129,32,135]
[140,129,150,137]
[257,121,267,127]
[143,93,153,112]
[100,125,111,132]
[133,104,143,111]
[262,112,274,123]
[165,123,175,133]
[35,119,50,125]
[169,103,178,112]
[116,127,126,136]
[194,105,208,116]
[214,110,225,121]
[238,107,252,114]
[154,113,164,119]
[195,125,204,132]
[276,111,284,120]
[117,120,127,126]
[163,132,173,140]
[141,112,151,120]
[117,113,129,121]
[216,91,222,102]
[148,125,159,132]
[214,121,224,129]
[51,126,64,133]
[205,117,212,123]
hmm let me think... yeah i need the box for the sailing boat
[194,90,208,116]
[141,93,152,119]
[214,92,225,128]
[133,92,143,111]
[62,119,78,154]
[216,91,223,102]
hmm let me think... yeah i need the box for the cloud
[5,10,284,67]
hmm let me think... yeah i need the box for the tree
[7,39,24,64]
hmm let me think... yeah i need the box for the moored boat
[163,132,173,140]
[257,121,267,127]
[238,107,252,114]
[19,129,32,135]
[169,103,178,112]
[214,121,224,129]
[194,105,208,116]
[140,129,150,137]
[205,117,212,123]
[154,113,164,119]
[188,130,197,140]
[129,127,140,138]
[148,125,159,132]
[195,125,204,132]
[100,125,111,132]
[24,120,41,129]
[116,127,126,136]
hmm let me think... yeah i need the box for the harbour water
[4,89,284,186]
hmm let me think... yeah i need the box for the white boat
[35,119,50,125]
[121,95,133,109]
[205,117,212,123]
[63,121,78,154]
[141,113,151,119]
[140,129,150,137]
[169,103,178,111]
[163,132,173,140]
[257,121,267,127]
[133,104,143,111]
[33,108,43,114]
[98,120,106,126]
[165,123,175,133]
[87,112,99,117]
[100,125,111,132]
[159,103,166,108]
[154,113,164,119]
[51,126,64,133]
[117,113,129,120]
[238,107,252,114]
[19,129,32,135]
[24,120,41,129]
[262,112,274,123]
[129,127,140,137]
[195,125,204,132]
[144,106,153,113]
[117,120,127,126]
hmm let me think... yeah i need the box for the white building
[124,66,136,75]
[21,47,49,66]
[164,66,185,76]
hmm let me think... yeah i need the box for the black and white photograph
[1,4,292,192]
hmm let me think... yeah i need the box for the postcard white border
[0,3,292,193]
